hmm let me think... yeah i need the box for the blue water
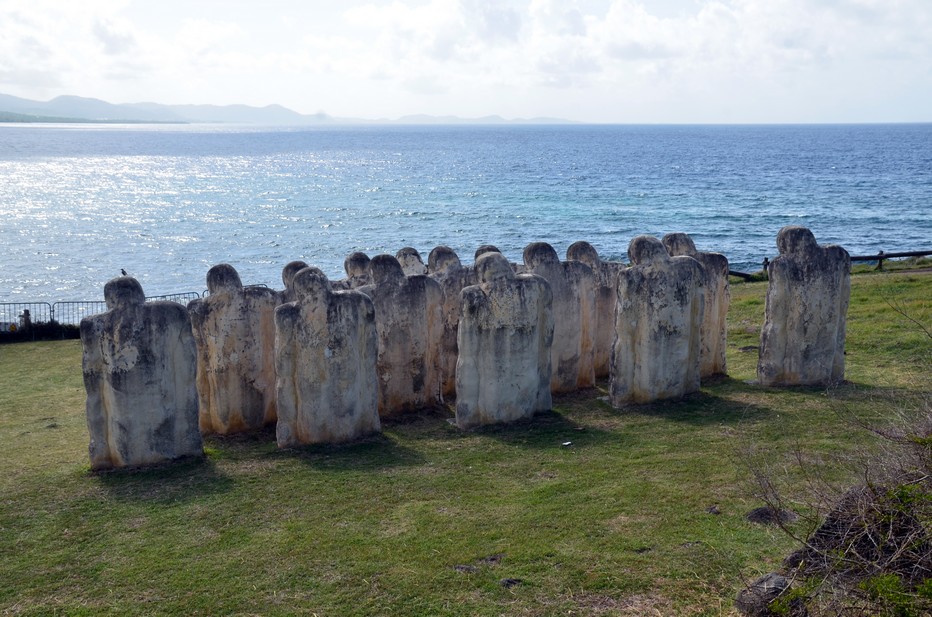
[1,123,930,302]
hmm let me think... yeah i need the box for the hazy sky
[1,0,930,123]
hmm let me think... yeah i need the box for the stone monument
[274,267,381,446]
[427,245,477,398]
[474,245,501,261]
[187,264,279,435]
[662,232,730,378]
[610,236,705,406]
[758,226,850,386]
[335,251,372,290]
[80,276,202,470]
[396,247,427,276]
[456,252,554,429]
[280,260,309,303]
[357,255,444,416]
[523,242,597,393]
[565,241,625,378]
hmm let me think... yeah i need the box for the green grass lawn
[1,271,929,616]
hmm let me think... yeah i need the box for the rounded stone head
[293,267,332,304]
[628,235,670,266]
[566,241,600,268]
[282,260,309,290]
[476,252,515,284]
[396,247,426,275]
[344,252,371,278]
[206,263,243,295]
[104,276,145,311]
[474,245,501,261]
[428,245,461,274]
[776,226,818,256]
[369,254,406,285]
[523,242,559,268]
[661,232,697,257]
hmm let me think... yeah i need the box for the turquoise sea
[0,123,930,303]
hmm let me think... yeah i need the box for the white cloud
[403,74,450,95]
[461,0,523,43]
[93,18,137,55]
[172,19,244,57]
[0,0,929,120]
[529,0,588,36]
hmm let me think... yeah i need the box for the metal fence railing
[0,292,204,341]
[201,284,270,297]
[146,292,202,305]
[49,292,204,326]
[0,302,54,332]
[51,301,106,326]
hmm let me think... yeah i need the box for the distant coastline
[0,92,575,126]
[0,111,187,125]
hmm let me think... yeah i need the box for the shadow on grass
[467,408,620,449]
[202,426,279,461]
[372,393,621,450]
[199,423,429,471]
[271,394,621,450]
[94,456,234,504]
[610,379,776,426]
[379,405,458,441]
[281,432,427,471]
[825,380,923,402]
[729,377,918,406]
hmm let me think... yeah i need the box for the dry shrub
[751,353,932,615]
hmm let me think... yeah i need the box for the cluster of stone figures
[81,225,850,471]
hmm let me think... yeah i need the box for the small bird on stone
[121,269,127,276]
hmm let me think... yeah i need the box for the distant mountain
[124,102,331,124]
[0,93,175,122]
[0,93,59,116]
[46,95,176,122]
[0,92,575,125]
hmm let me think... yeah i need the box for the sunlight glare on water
[0,123,930,302]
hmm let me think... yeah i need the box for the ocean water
[1,123,930,303]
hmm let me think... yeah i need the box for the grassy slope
[0,271,929,616]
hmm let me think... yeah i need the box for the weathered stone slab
[333,252,371,290]
[396,247,427,276]
[357,255,444,416]
[274,267,380,446]
[187,264,279,435]
[427,246,477,398]
[566,241,625,378]
[523,242,597,393]
[456,252,553,429]
[473,245,525,274]
[474,245,501,261]
[80,277,202,470]
[610,236,704,406]
[758,226,850,386]
[662,232,730,378]
[280,260,308,303]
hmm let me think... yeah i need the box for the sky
[1,0,930,123]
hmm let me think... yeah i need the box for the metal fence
[51,301,107,327]
[0,302,54,332]
[145,292,202,305]
[0,291,204,336]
